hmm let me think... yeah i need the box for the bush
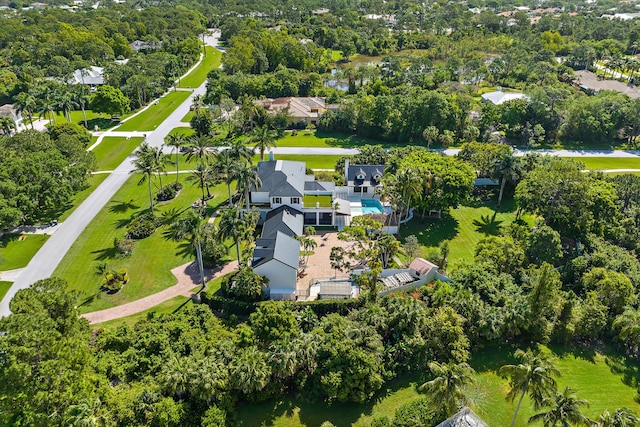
[221,267,267,302]
[392,398,436,427]
[295,299,363,316]
[156,182,183,201]
[114,237,135,257]
[369,416,393,427]
[126,213,159,239]
[101,268,129,293]
[201,294,259,316]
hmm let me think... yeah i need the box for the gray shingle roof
[256,160,306,197]
[253,231,300,269]
[347,164,385,186]
[262,205,303,239]
[304,181,335,192]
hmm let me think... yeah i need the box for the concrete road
[0,35,218,317]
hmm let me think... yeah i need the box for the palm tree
[420,361,475,418]
[226,138,254,164]
[74,84,92,128]
[0,117,15,135]
[165,133,187,184]
[57,89,77,122]
[37,97,57,124]
[499,349,561,427]
[250,125,278,161]
[167,210,216,286]
[394,168,422,228]
[65,397,111,427]
[184,135,214,168]
[219,206,245,265]
[235,163,261,210]
[133,142,159,215]
[191,94,205,113]
[613,307,640,352]
[422,125,439,148]
[595,408,640,427]
[215,150,241,204]
[151,144,167,188]
[528,387,591,427]
[491,151,523,208]
[187,164,214,203]
[15,92,37,130]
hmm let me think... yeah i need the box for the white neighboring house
[69,66,105,88]
[344,159,385,197]
[0,104,23,131]
[481,89,529,105]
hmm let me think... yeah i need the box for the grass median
[178,46,222,88]
[0,234,49,271]
[117,90,192,132]
[91,137,145,171]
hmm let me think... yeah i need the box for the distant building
[576,70,640,99]
[344,159,385,197]
[256,97,335,127]
[481,89,529,105]
[0,104,23,128]
[129,40,161,52]
[69,66,104,87]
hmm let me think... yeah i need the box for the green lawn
[168,127,195,138]
[91,137,144,171]
[51,110,121,131]
[303,195,333,208]
[54,173,231,313]
[117,90,192,132]
[94,296,193,329]
[181,110,195,123]
[0,234,49,271]
[400,197,535,268]
[275,130,409,149]
[58,174,109,222]
[567,157,640,171]
[0,281,11,301]
[265,154,341,170]
[236,345,640,427]
[178,46,222,88]
[330,49,343,61]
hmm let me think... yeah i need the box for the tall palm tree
[491,151,523,208]
[226,138,254,164]
[65,397,111,427]
[167,210,216,286]
[394,167,422,227]
[191,94,205,113]
[219,205,245,265]
[74,84,92,128]
[184,135,214,168]
[499,349,561,427]
[187,164,214,203]
[37,97,57,124]
[165,133,187,184]
[215,150,241,204]
[15,92,37,130]
[420,361,475,418]
[151,144,167,188]
[57,89,77,122]
[250,125,278,161]
[528,387,591,427]
[595,408,640,427]
[133,142,159,215]
[235,163,261,210]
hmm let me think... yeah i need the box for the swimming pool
[361,199,383,214]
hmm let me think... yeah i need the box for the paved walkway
[82,260,238,324]
[0,32,221,317]
[0,268,24,282]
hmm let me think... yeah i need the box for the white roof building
[70,66,104,86]
[481,90,529,105]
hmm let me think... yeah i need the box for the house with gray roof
[344,159,385,197]
[261,205,303,239]
[253,230,301,300]
[0,104,23,128]
[435,407,488,427]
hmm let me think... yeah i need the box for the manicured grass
[178,46,222,88]
[0,234,49,271]
[94,296,193,329]
[0,281,11,301]
[567,156,640,171]
[181,110,195,123]
[303,195,333,208]
[91,137,144,171]
[51,110,121,130]
[168,127,195,138]
[117,90,192,132]
[237,344,640,427]
[254,154,341,170]
[275,130,409,149]
[54,173,231,313]
[400,197,535,269]
[58,174,109,222]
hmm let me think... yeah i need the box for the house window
[362,187,368,193]
[319,213,332,225]
[373,173,382,180]
[356,173,365,180]
[273,197,282,204]
[354,187,362,193]
[291,197,300,204]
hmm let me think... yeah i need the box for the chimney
[344,158,349,183]
[269,151,275,161]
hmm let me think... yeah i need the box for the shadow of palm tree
[108,199,139,214]
[77,291,101,309]
[92,246,118,261]
[160,206,190,226]
[472,212,503,235]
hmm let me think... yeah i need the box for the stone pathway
[82,260,238,324]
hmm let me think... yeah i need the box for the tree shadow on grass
[235,375,422,427]
[472,212,503,235]
[401,214,459,248]
[92,246,118,261]
[548,343,596,364]
[87,117,119,131]
[76,290,101,309]
[605,352,640,389]
[108,199,140,214]
[0,233,20,248]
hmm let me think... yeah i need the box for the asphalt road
[0,39,214,317]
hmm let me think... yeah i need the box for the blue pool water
[361,199,383,214]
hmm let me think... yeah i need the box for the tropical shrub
[126,213,159,239]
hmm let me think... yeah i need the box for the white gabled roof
[481,90,529,105]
